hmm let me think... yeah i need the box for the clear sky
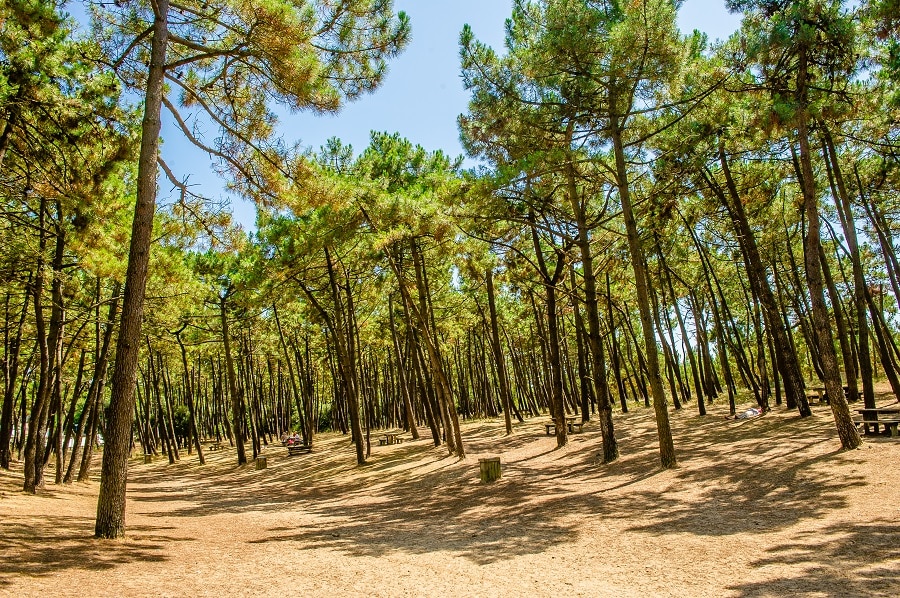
[72,1,743,227]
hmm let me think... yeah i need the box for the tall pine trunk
[220,297,247,465]
[565,157,617,462]
[95,3,169,538]
[486,269,515,435]
[1,285,29,469]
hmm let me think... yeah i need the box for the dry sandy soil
[2,396,899,598]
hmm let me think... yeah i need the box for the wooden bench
[569,421,584,433]
[859,419,900,437]
[207,442,223,451]
[286,444,312,455]
[544,422,556,435]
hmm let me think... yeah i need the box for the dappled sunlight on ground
[2,394,899,597]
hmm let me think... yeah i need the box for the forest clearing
[4,1,900,593]
[3,393,899,598]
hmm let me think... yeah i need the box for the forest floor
[2,392,900,597]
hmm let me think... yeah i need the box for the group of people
[283,432,302,446]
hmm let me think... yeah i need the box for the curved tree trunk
[611,108,676,468]
[795,48,860,450]
[706,146,809,415]
[821,129,874,408]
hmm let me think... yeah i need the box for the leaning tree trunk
[569,190,619,463]
[302,246,366,464]
[530,224,568,448]
[95,3,169,539]
[272,304,308,446]
[610,107,675,468]
[414,241,465,457]
[707,148,809,414]
[565,157,617,462]
[65,282,117,486]
[795,47,860,450]
[821,130,874,408]
[569,268,593,421]
[660,255,705,416]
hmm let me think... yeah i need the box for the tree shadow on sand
[122,402,896,574]
[726,522,900,597]
[0,513,176,587]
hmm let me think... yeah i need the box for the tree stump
[479,457,501,483]
[256,456,267,470]
[143,454,152,464]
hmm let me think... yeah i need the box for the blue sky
[70,1,742,227]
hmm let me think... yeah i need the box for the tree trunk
[661,255,705,415]
[821,128,873,408]
[23,197,51,494]
[314,246,365,464]
[569,271,593,421]
[529,224,568,448]
[565,157,617,461]
[705,148,809,414]
[1,285,29,469]
[795,47,860,450]
[59,350,86,481]
[95,3,169,538]
[272,304,308,446]
[486,269,515,435]
[862,195,900,307]
[220,297,248,465]
[149,348,175,464]
[175,329,205,464]
[389,295,420,439]
[413,241,464,457]
[610,107,675,468]
[606,274,629,412]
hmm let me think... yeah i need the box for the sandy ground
[2,397,899,598]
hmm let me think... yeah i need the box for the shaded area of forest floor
[2,393,900,597]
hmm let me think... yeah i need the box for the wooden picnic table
[807,386,828,405]
[807,385,856,405]
[379,432,404,445]
[566,416,584,433]
[543,417,584,435]
[855,406,900,437]
[285,443,312,455]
